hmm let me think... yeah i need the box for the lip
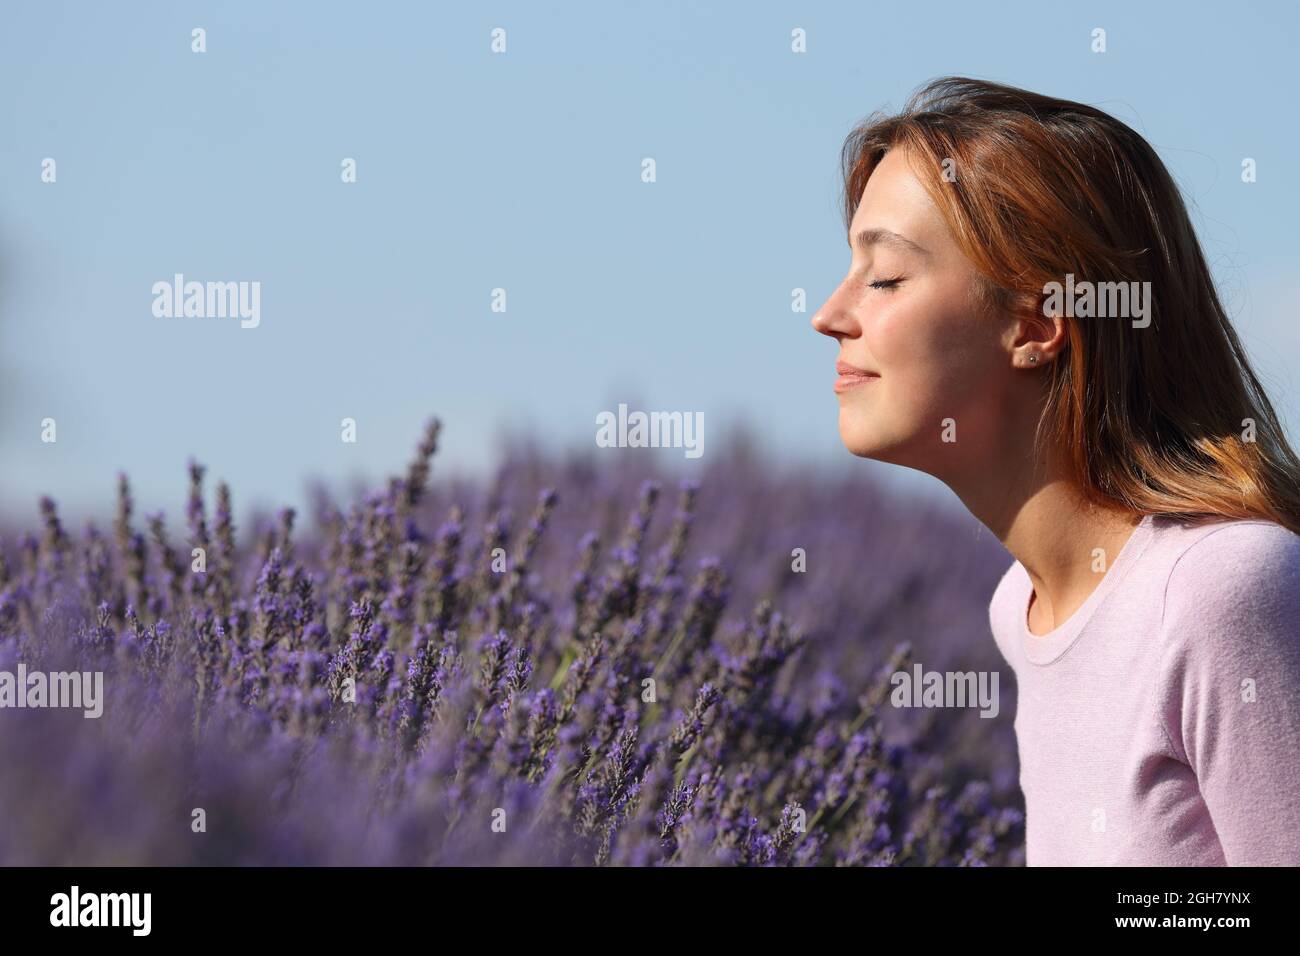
[834,360,881,393]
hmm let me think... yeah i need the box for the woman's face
[812,148,1016,478]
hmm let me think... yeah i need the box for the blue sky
[2,0,1297,523]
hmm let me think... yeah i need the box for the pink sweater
[988,513,1300,866]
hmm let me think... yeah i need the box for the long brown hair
[841,77,1300,534]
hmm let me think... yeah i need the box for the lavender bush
[0,419,1024,865]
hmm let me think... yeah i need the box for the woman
[812,77,1300,866]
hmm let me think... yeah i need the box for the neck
[938,423,1141,633]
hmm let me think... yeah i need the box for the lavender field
[0,420,1024,865]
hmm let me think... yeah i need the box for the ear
[1007,295,1067,369]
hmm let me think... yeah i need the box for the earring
[1028,354,1038,364]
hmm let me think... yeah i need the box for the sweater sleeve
[1158,522,1300,866]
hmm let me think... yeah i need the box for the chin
[837,414,912,464]
[837,421,886,459]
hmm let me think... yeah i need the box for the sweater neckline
[1020,513,1156,665]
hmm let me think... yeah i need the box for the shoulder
[1153,518,1300,796]
[1159,516,1300,661]
[989,554,1027,610]
[987,555,1028,659]
[1161,517,1300,623]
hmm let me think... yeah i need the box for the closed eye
[869,277,904,290]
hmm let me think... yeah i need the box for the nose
[811,282,858,339]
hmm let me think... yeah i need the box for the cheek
[863,293,992,421]
[863,294,967,385]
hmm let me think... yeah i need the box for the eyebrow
[848,227,929,257]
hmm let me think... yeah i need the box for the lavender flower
[0,419,1023,866]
